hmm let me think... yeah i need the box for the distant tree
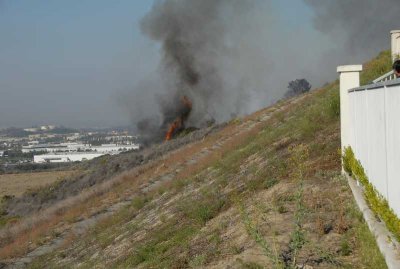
[285,79,312,98]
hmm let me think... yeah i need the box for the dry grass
[0,101,289,260]
[0,60,388,267]
[0,171,73,198]
[19,78,387,268]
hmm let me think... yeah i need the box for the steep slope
[0,51,393,269]
[1,124,226,218]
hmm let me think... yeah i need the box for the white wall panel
[366,89,387,199]
[385,84,400,216]
[348,93,357,149]
[354,91,369,170]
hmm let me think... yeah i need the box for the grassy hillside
[1,51,393,268]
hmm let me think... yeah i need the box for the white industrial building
[90,144,139,153]
[22,143,87,153]
[24,143,140,154]
[32,143,140,163]
[34,153,105,163]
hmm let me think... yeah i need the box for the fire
[165,96,192,141]
[165,118,183,141]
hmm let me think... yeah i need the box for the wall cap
[390,30,400,34]
[337,65,363,73]
[349,78,400,93]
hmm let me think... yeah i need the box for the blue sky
[0,0,314,128]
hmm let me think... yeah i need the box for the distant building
[25,143,139,154]
[0,151,4,157]
[22,143,87,153]
[34,153,104,163]
[40,125,56,131]
[32,143,140,163]
[90,144,140,153]
[66,133,81,141]
[24,128,39,132]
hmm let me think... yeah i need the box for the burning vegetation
[165,96,193,141]
[135,0,228,144]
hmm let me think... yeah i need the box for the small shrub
[189,254,207,267]
[230,245,244,254]
[245,177,278,192]
[288,144,309,267]
[342,147,354,176]
[298,116,318,139]
[277,205,288,214]
[171,178,189,191]
[340,237,352,256]
[264,177,278,189]
[240,204,284,268]
[327,88,340,119]
[131,195,149,210]
[179,192,226,225]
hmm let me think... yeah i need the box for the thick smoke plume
[123,0,399,143]
[138,0,235,142]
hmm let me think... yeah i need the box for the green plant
[121,223,197,268]
[131,195,150,210]
[277,205,288,214]
[340,237,352,256]
[179,190,226,225]
[245,175,278,192]
[189,254,207,267]
[287,144,309,268]
[326,87,340,119]
[240,203,284,269]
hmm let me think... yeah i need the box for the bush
[327,87,340,119]
[179,191,226,225]
[131,195,150,210]
[285,79,312,98]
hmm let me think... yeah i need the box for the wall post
[337,65,363,157]
[391,30,400,62]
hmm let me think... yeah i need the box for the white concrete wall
[391,30,400,62]
[337,65,363,151]
[347,82,400,216]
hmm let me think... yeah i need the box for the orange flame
[165,96,192,141]
[165,118,182,141]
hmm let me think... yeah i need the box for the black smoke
[122,0,399,143]
[139,0,230,140]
